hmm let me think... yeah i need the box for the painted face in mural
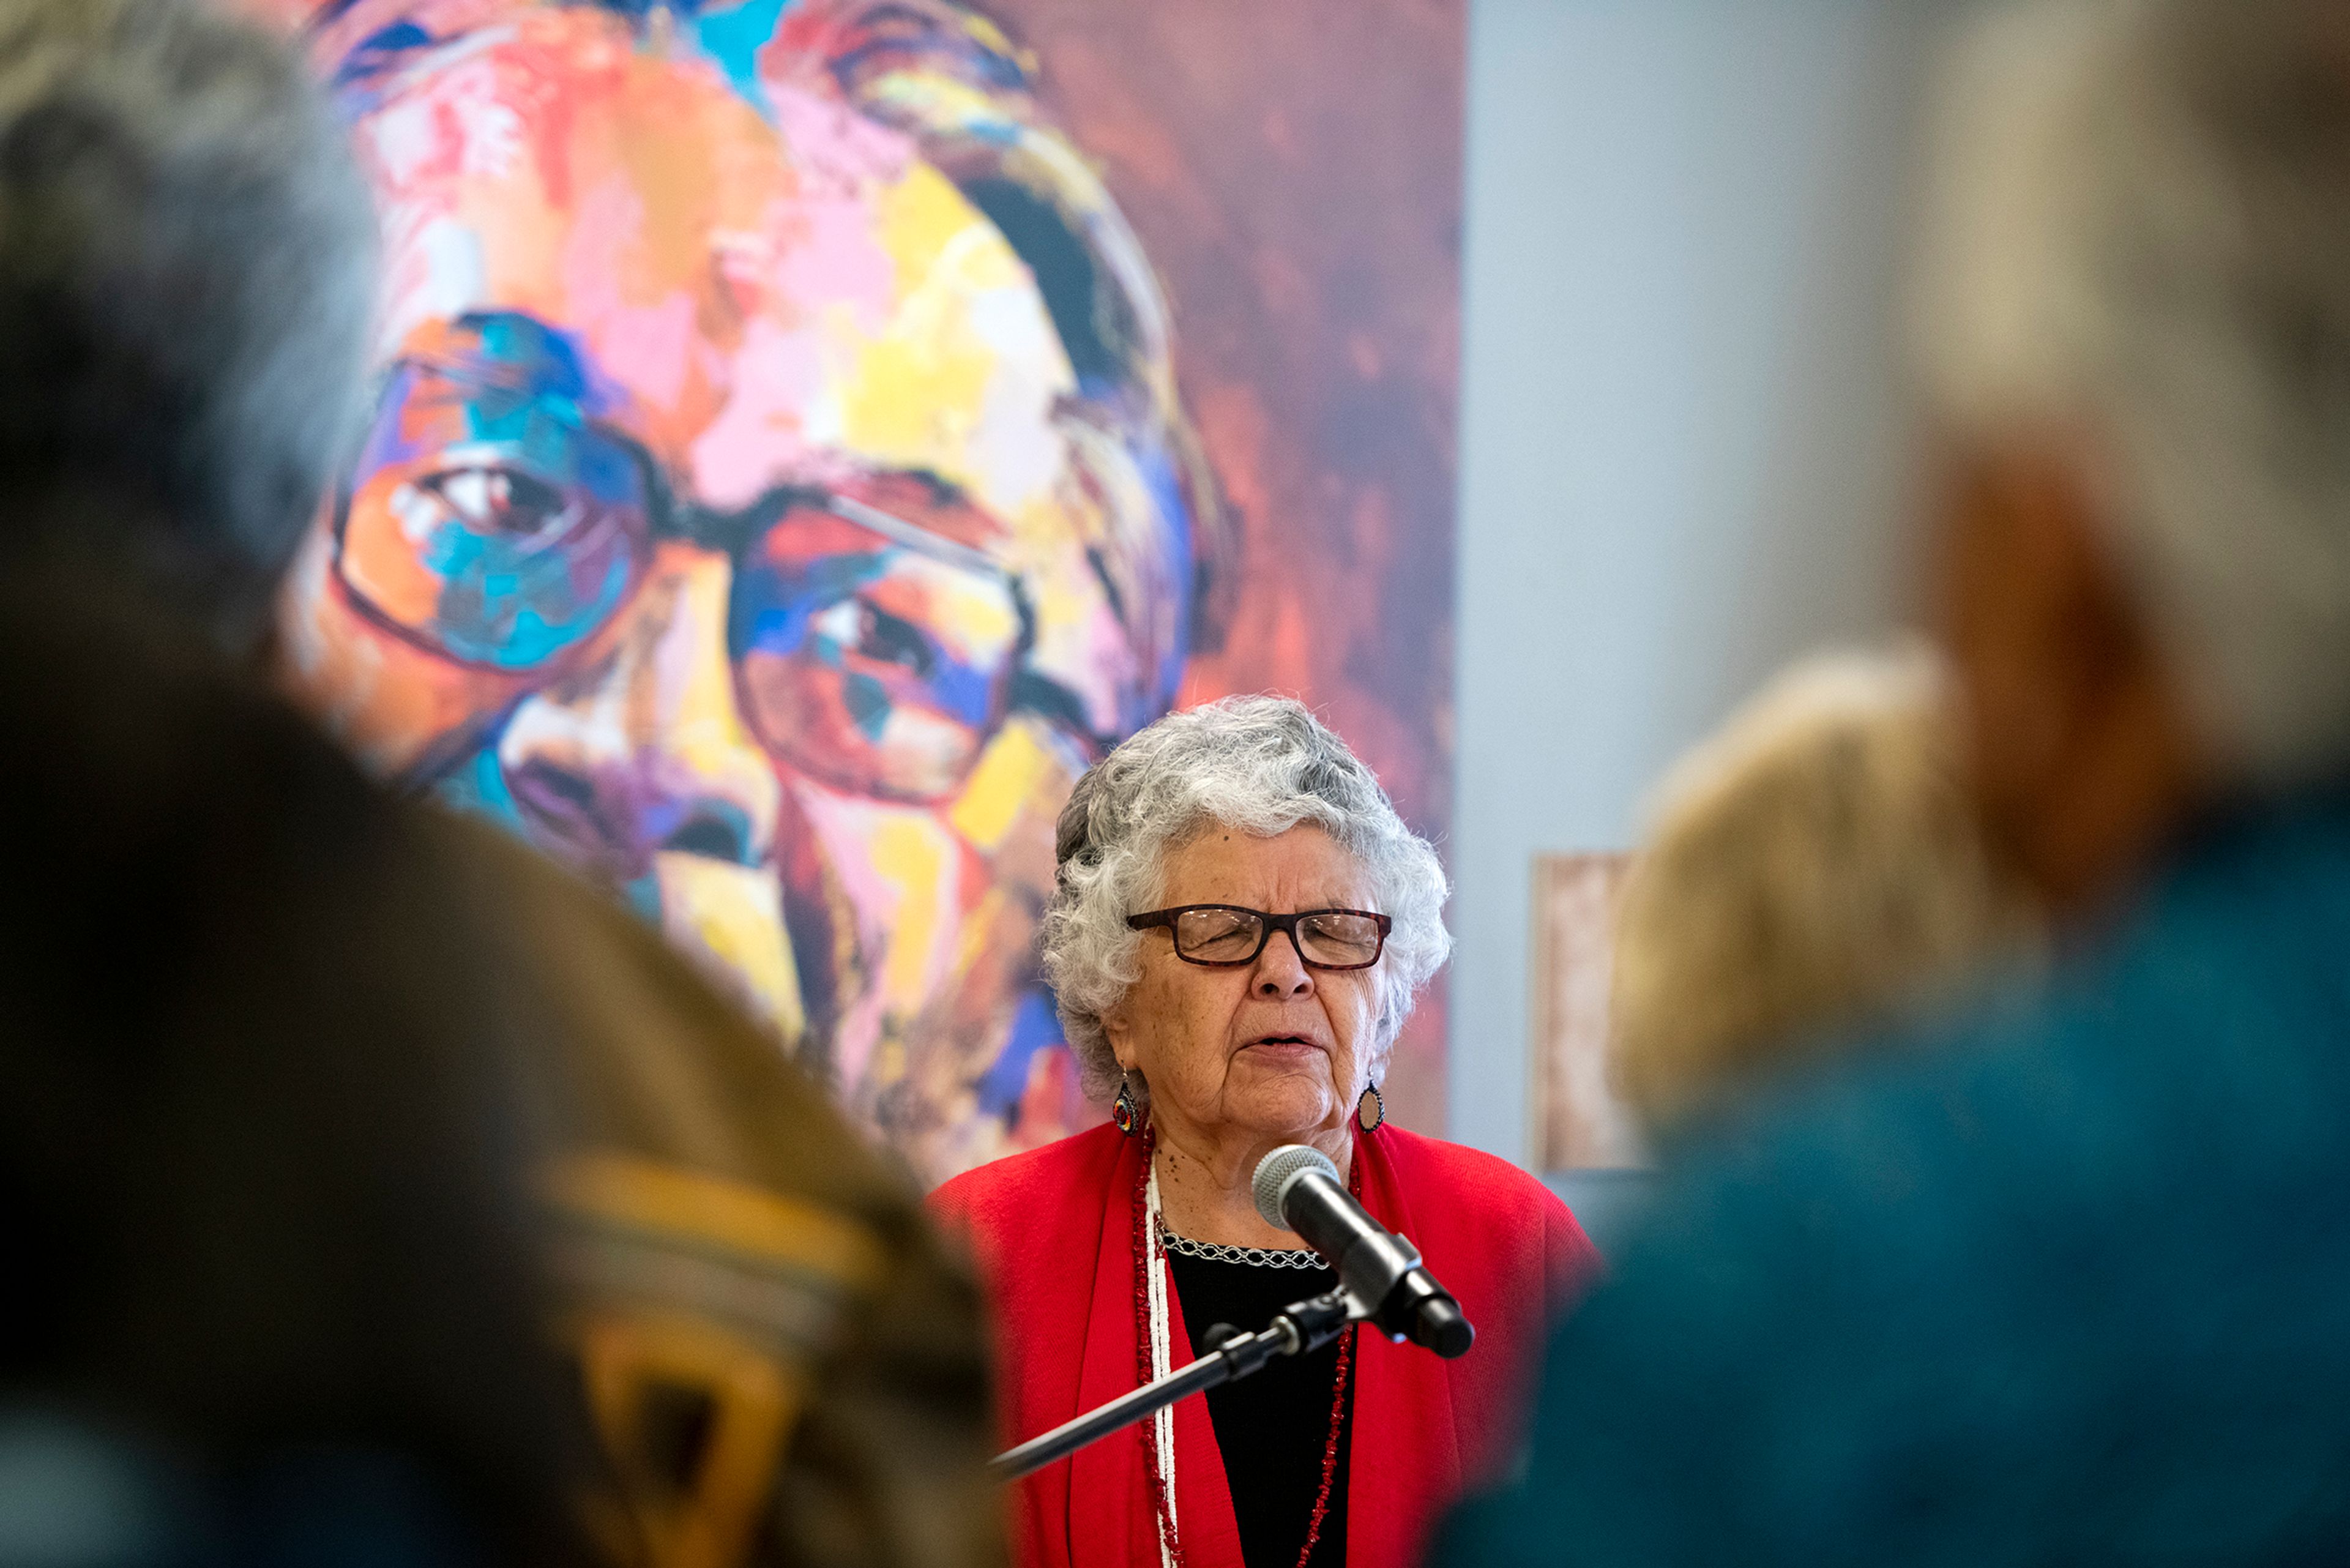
[277,4,1207,1179]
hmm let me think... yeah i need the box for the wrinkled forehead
[352,10,1078,529]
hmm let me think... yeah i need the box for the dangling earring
[1113,1073,1144,1137]
[1356,1083,1386,1133]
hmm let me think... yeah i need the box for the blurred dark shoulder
[0,559,998,1568]
[0,559,589,1564]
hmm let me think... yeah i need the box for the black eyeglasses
[1125,905,1392,970]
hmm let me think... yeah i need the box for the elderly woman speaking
[933,697,1598,1568]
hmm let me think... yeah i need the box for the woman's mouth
[1243,1034,1325,1056]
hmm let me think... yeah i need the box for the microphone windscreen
[1252,1143,1341,1230]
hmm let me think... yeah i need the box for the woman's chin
[1218,1080,1338,1143]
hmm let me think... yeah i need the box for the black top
[1168,1245,1354,1568]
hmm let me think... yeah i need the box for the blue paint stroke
[692,0,797,114]
[974,985,1069,1122]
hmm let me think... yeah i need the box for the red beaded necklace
[1133,1126,1355,1568]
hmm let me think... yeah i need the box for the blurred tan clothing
[441,817,1003,1568]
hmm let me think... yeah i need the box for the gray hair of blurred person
[1912,0,2350,788]
[1043,696,1452,1105]
[0,0,375,654]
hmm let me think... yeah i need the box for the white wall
[1449,0,1948,1165]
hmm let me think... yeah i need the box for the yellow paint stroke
[867,813,951,1005]
[830,168,1035,477]
[660,556,783,800]
[951,882,1018,981]
[949,719,1061,853]
[654,853,805,1045]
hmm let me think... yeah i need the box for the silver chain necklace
[1157,1218,1327,1269]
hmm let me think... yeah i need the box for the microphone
[1251,1145,1475,1359]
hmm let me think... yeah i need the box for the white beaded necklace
[1142,1161,1181,1568]
[1135,1136,1356,1568]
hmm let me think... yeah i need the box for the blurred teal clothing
[1436,794,2350,1566]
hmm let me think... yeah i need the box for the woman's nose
[1252,928,1317,998]
[496,547,781,879]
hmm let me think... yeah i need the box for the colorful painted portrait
[258,0,1464,1184]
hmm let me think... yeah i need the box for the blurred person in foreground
[0,4,996,1566]
[0,570,588,1567]
[0,2,575,1558]
[1436,0,2350,1562]
[931,697,1600,1568]
[1611,646,2034,1137]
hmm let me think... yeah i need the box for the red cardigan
[931,1122,1600,1568]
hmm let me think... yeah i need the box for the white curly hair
[1913,0,2350,788]
[1041,695,1451,1104]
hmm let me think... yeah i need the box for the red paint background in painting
[982,0,1466,1129]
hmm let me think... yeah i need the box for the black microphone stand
[989,1288,1366,1481]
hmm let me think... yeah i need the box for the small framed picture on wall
[1529,853,1647,1171]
